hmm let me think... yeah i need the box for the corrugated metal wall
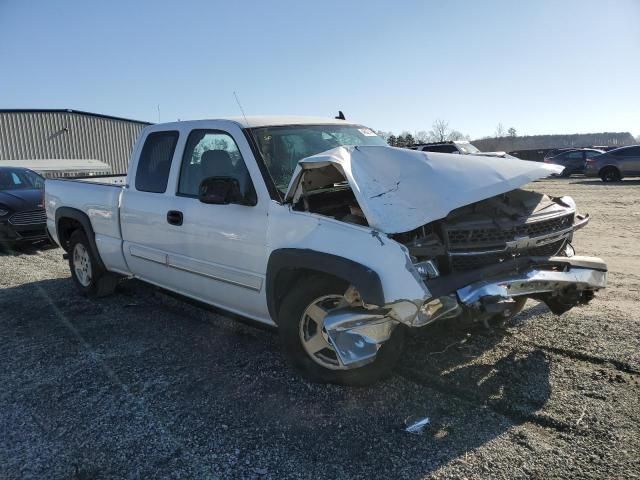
[0,111,149,174]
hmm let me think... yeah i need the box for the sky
[1,0,638,138]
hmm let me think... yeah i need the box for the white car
[45,117,607,385]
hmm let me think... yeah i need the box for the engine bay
[293,180,577,274]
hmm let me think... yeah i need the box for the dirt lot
[1,177,639,479]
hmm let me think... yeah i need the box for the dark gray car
[0,167,47,244]
[544,148,603,176]
[585,145,640,182]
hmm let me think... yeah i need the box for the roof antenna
[157,104,161,123]
[335,110,346,120]
[233,91,250,127]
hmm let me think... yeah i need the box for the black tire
[68,230,118,298]
[600,167,621,183]
[278,275,405,386]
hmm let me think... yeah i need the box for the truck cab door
[121,123,271,324]
[164,127,270,321]
[120,129,182,283]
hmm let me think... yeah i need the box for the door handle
[166,210,183,226]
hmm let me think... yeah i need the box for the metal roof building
[0,109,151,174]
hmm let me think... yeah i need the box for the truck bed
[45,176,129,273]
[54,174,127,186]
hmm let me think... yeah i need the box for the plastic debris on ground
[404,416,431,435]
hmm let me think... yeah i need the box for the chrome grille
[450,239,566,272]
[9,209,47,226]
[445,213,574,250]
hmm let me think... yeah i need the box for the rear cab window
[135,131,179,193]
[422,145,458,153]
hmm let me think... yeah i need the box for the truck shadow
[0,240,58,256]
[571,178,640,186]
[1,276,552,479]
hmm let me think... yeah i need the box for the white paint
[286,145,564,234]
[46,118,594,331]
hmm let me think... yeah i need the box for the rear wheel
[278,276,404,386]
[600,167,621,182]
[68,230,118,297]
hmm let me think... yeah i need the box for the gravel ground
[1,177,639,479]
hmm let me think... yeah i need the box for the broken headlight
[413,259,439,279]
[415,295,460,326]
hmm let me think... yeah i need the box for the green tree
[404,133,415,146]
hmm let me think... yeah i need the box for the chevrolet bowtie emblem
[505,236,539,251]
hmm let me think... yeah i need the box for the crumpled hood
[286,145,563,234]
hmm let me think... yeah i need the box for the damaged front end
[285,146,607,369]
[394,187,606,327]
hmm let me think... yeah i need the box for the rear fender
[55,207,106,270]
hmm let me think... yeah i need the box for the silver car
[585,145,640,182]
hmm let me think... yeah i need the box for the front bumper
[322,255,607,369]
[0,220,48,242]
[457,256,606,304]
[417,255,607,325]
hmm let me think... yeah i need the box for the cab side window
[135,131,179,193]
[178,129,256,205]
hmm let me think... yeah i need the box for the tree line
[377,119,473,147]
[377,119,637,149]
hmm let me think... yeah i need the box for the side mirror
[198,176,244,205]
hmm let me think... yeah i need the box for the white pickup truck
[46,116,607,385]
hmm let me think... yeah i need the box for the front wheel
[278,276,404,386]
[600,167,621,182]
[68,230,118,297]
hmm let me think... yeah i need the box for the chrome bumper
[457,256,607,305]
[321,256,607,369]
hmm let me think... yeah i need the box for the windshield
[456,142,480,154]
[250,124,387,191]
[0,168,44,191]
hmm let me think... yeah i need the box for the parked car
[509,149,553,162]
[411,141,479,154]
[0,166,48,244]
[585,145,640,182]
[543,148,576,161]
[411,141,514,158]
[0,159,113,179]
[544,148,604,176]
[45,117,607,385]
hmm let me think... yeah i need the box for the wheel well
[57,217,83,251]
[599,165,621,176]
[266,248,385,324]
[271,268,347,323]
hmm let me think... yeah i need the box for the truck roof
[152,116,357,129]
